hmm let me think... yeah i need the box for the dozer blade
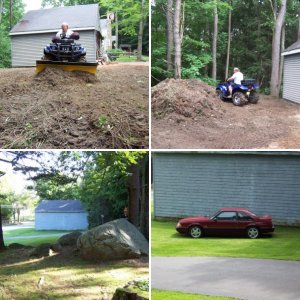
[36,60,98,75]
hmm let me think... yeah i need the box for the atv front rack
[36,60,98,75]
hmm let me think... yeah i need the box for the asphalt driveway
[152,257,300,300]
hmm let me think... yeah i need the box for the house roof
[35,200,86,213]
[282,40,300,56]
[10,4,100,35]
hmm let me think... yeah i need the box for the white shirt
[56,29,74,38]
[232,71,244,85]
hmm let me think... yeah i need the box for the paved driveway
[152,257,300,300]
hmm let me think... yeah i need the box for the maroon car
[176,208,275,239]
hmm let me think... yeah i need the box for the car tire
[247,227,260,239]
[232,92,246,106]
[189,226,202,238]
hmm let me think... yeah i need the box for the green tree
[0,0,24,68]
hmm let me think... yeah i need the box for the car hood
[180,216,210,223]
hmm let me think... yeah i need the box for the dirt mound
[36,67,98,84]
[152,79,226,120]
[0,64,148,149]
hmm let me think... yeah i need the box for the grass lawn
[3,228,75,247]
[116,55,149,62]
[152,289,236,300]
[152,219,300,260]
[0,248,148,299]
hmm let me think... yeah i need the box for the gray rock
[57,231,82,246]
[8,243,32,249]
[30,243,52,258]
[77,219,149,260]
[112,288,148,300]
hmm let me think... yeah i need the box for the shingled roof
[35,200,86,213]
[10,4,100,35]
[282,40,300,56]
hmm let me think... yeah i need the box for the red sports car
[176,208,275,239]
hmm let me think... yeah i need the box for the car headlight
[176,222,182,228]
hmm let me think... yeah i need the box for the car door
[206,211,239,236]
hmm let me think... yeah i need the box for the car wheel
[247,227,260,239]
[232,92,246,106]
[189,226,202,238]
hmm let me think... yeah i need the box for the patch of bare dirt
[152,79,300,149]
[0,63,148,149]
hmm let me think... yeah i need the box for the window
[237,212,253,221]
[215,211,237,221]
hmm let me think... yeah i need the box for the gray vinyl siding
[153,153,300,225]
[11,30,97,67]
[283,54,300,103]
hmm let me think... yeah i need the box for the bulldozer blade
[36,60,98,75]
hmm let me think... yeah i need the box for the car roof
[219,207,250,212]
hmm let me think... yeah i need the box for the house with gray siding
[153,152,300,225]
[282,40,300,104]
[9,4,102,66]
[35,200,88,230]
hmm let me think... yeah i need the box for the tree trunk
[0,205,5,251]
[115,12,119,49]
[298,6,300,40]
[10,0,13,30]
[127,164,140,228]
[174,0,181,79]
[0,0,3,25]
[137,0,144,61]
[167,0,174,71]
[225,0,232,80]
[270,0,287,97]
[212,0,218,80]
[139,156,149,240]
[278,25,285,94]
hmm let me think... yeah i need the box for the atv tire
[41,54,53,61]
[79,56,87,63]
[232,92,246,106]
[248,91,259,104]
[216,90,225,101]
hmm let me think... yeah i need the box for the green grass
[152,289,236,300]
[5,236,62,247]
[116,55,149,62]
[4,228,72,237]
[152,219,300,260]
[0,248,148,299]
[3,228,75,246]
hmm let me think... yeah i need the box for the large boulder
[77,219,149,260]
[57,231,82,246]
[29,243,52,258]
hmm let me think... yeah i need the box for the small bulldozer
[36,34,98,74]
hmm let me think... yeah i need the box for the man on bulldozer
[52,22,79,43]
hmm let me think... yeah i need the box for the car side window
[237,212,253,221]
[215,211,237,221]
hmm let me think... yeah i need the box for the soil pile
[152,79,226,120]
[0,63,148,149]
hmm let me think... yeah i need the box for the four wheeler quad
[216,79,259,106]
[42,36,87,63]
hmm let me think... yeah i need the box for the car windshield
[246,209,257,217]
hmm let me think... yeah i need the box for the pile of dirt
[0,63,148,149]
[152,79,226,121]
[151,77,300,149]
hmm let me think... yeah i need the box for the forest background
[152,0,300,97]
